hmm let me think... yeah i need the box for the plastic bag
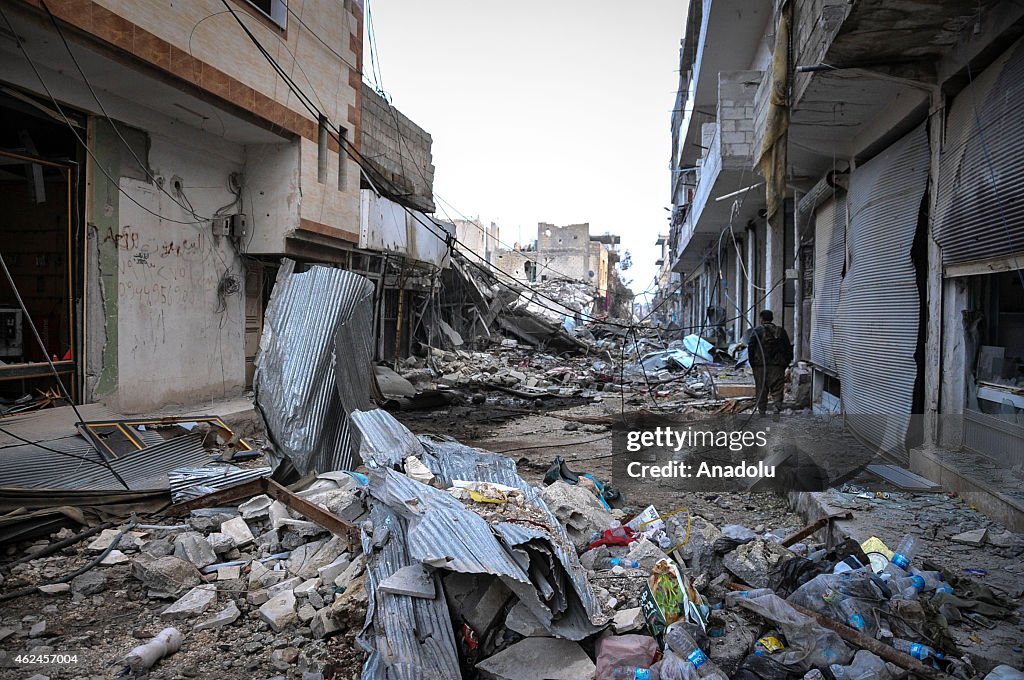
[731,591,853,671]
[595,634,659,680]
[640,559,709,638]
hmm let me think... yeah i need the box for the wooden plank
[787,602,957,680]
[0,360,75,381]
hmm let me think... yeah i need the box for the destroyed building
[0,2,1021,679]
[660,0,1024,528]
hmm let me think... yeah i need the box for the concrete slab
[475,638,595,680]
[378,565,435,599]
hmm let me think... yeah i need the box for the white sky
[364,0,685,299]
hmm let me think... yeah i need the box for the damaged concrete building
[492,222,627,314]
[0,0,459,411]
[661,0,1024,528]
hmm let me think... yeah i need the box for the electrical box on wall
[212,214,248,239]
[230,214,248,239]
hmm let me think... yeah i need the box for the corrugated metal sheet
[169,465,272,501]
[934,36,1024,267]
[834,123,929,460]
[350,408,425,468]
[809,195,846,372]
[369,467,529,579]
[0,433,211,491]
[254,259,376,475]
[358,500,462,680]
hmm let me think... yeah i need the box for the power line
[39,0,214,226]
[212,0,643,329]
[0,5,210,227]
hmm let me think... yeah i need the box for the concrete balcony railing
[688,71,761,233]
[671,70,762,274]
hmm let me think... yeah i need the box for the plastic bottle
[724,588,774,606]
[912,570,953,594]
[890,535,919,572]
[596,557,640,569]
[612,666,659,680]
[666,626,719,677]
[892,574,926,599]
[892,638,943,661]
[803,671,826,680]
[836,597,876,637]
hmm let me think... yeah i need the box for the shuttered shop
[834,124,929,461]
[810,196,846,372]
[934,36,1024,268]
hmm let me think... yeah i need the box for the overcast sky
[364,0,685,299]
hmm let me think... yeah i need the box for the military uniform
[747,321,793,415]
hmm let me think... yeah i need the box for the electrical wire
[215,0,648,332]
[0,5,210,227]
[39,0,215,225]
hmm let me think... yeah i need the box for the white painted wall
[244,141,301,254]
[115,134,246,411]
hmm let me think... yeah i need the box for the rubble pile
[384,329,757,411]
[0,408,1021,678]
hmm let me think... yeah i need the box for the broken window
[245,0,288,29]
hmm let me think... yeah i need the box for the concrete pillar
[924,90,945,445]
[792,191,805,361]
[746,224,756,331]
[766,213,784,320]
[733,236,744,342]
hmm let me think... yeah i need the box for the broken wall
[360,84,435,213]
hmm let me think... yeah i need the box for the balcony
[673,0,772,174]
[672,70,764,274]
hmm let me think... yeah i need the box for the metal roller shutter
[810,196,846,372]
[934,36,1024,267]
[834,123,929,461]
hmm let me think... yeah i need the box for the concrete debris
[505,601,552,637]
[625,537,671,571]
[160,584,217,620]
[99,549,130,566]
[219,516,255,547]
[87,529,145,553]
[723,538,795,589]
[316,553,351,584]
[270,646,300,671]
[70,570,107,596]
[539,480,614,551]
[193,600,240,631]
[334,553,365,588]
[952,528,988,545]
[287,537,347,579]
[238,494,273,519]
[216,565,241,581]
[37,583,70,595]
[378,564,436,598]
[669,514,722,574]
[611,607,645,634]
[475,638,596,680]
[172,532,218,569]
[131,555,203,599]
[259,590,298,632]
